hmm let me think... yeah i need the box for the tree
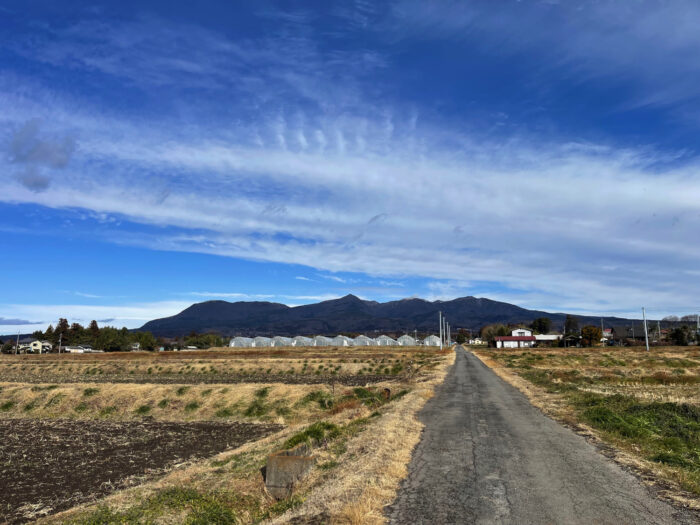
[669,327,688,346]
[581,325,602,346]
[88,320,100,346]
[531,317,552,334]
[56,318,70,344]
[480,324,508,344]
[45,325,55,344]
[564,315,579,335]
[455,331,467,344]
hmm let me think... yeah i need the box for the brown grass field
[473,345,700,509]
[0,345,454,524]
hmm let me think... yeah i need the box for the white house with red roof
[495,328,536,348]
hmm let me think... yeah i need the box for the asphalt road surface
[386,346,698,525]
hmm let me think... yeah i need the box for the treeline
[2,319,227,353]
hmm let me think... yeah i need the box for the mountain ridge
[138,295,638,337]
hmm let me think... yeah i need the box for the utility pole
[642,307,650,352]
[439,311,443,350]
[15,330,19,355]
[58,333,62,355]
[657,321,661,342]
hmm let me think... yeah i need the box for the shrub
[83,388,99,397]
[284,421,341,449]
[185,402,200,412]
[135,404,152,415]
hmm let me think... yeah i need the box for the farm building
[397,335,416,346]
[376,335,398,346]
[272,336,293,347]
[331,335,353,346]
[313,335,333,346]
[353,335,375,346]
[534,334,562,344]
[229,337,253,348]
[253,336,272,347]
[423,334,441,346]
[511,328,533,337]
[293,336,313,347]
[494,336,536,348]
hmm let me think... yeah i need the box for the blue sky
[1,1,700,333]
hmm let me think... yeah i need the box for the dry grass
[0,382,344,425]
[267,348,456,524]
[0,346,438,380]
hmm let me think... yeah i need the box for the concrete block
[265,443,316,499]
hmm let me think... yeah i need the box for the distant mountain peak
[138,294,638,337]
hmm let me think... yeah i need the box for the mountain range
[138,295,638,337]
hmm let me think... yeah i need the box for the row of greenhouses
[228,334,443,348]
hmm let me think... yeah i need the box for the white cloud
[0,301,192,334]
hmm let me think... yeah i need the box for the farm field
[0,345,453,524]
[473,346,700,506]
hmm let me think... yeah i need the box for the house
[511,328,533,337]
[130,342,141,351]
[19,339,53,353]
[468,338,484,345]
[397,335,416,346]
[494,336,536,348]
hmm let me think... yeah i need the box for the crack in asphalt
[385,346,697,524]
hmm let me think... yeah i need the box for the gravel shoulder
[386,346,698,524]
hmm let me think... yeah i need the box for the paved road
[386,346,697,525]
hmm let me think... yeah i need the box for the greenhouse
[397,335,417,346]
[313,335,333,346]
[423,334,441,346]
[253,336,272,347]
[352,335,375,346]
[331,335,353,346]
[271,336,293,347]
[376,335,398,346]
[292,336,313,347]
[229,337,253,348]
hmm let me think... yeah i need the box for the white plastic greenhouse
[253,336,272,347]
[376,335,398,346]
[422,334,441,346]
[313,335,333,346]
[292,336,313,347]
[271,336,293,347]
[352,335,375,346]
[229,337,253,348]
[331,335,353,346]
[397,335,417,346]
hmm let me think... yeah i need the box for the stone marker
[264,443,316,499]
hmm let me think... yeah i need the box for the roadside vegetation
[474,346,700,503]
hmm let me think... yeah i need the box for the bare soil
[0,418,281,524]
